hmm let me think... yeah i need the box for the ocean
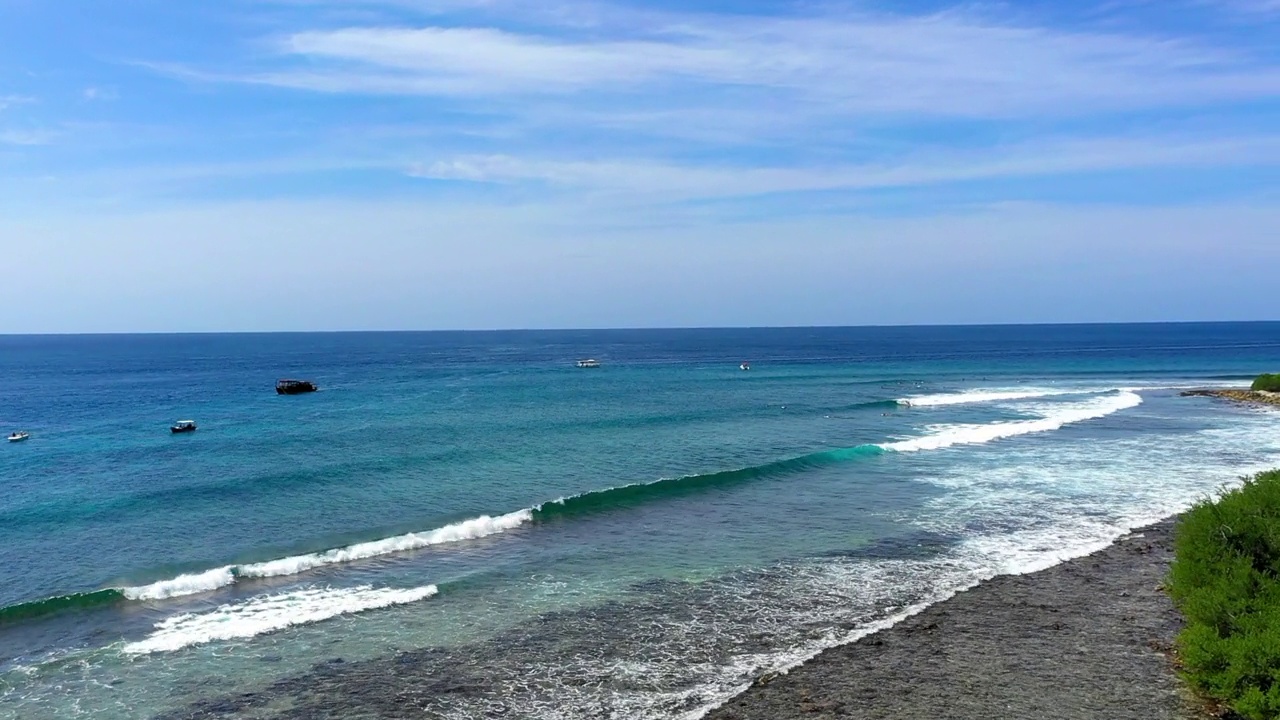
[1,324,1278,719]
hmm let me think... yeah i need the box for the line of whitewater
[885,390,1142,452]
[896,387,1082,407]
[0,512,531,624]
[129,510,533,601]
[121,585,440,654]
[0,389,1144,626]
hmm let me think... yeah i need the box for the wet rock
[705,519,1206,720]
[1180,389,1280,407]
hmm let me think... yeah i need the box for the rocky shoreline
[1181,389,1280,407]
[705,518,1208,720]
[151,518,1209,720]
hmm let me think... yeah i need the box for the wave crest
[0,589,125,625]
[897,388,1079,407]
[239,511,533,579]
[533,446,886,520]
[123,567,235,601]
[121,585,438,654]
[882,391,1142,453]
[3,389,1144,626]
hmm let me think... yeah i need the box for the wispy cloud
[82,86,119,101]
[6,0,1280,330]
[0,95,35,111]
[24,0,1280,213]
[26,127,1274,205]
[205,8,1280,120]
[409,133,1280,199]
[0,129,55,146]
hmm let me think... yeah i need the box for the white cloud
[82,87,119,101]
[280,26,734,90]
[0,129,55,146]
[54,1,1280,215]
[6,127,1277,207]
[0,95,34,111]
[237,10,1280,118]
[408,133,1280,199]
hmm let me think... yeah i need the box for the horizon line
[2,319,1278,337]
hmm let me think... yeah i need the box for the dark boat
[171,420,197,434]
[276,379,318,395]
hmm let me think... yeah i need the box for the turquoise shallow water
[1,324,1279,719]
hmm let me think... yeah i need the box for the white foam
[897,388,1081,407]
[961,519,1132,577]
[451,393,1277,720]
[121,585,438,654]
[238,510,532,579]
[122,566,235,601]
[112,512,530,602]
[680,588,970,720]
[882,391,1142,453]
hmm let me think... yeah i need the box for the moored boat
[276,379,318,395]
[170,420,197,434]
[7,431,29,442]
[576,359,601,368]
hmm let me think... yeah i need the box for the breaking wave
[121,585,438,654]
[897,388,1082,407]
[882,391,1142,453]
[1,390,1144,626]
[123,567,237,601]
[238,511,532,579]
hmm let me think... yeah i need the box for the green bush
[1254,375,1280,393]
[1168,470,1280,720]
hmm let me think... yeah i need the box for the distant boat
[740,362,751,371]
[170,420,197,434]
[7,431,29,443]
[576,359,601,368]
[276,379,318,395]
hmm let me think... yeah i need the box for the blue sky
[2,0,1280,332]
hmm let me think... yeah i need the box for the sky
[2,0,1280,332]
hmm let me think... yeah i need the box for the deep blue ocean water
[1,324,1279,719]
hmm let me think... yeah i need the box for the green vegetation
[1253,374,1280,393]
[1168,470,1280,720]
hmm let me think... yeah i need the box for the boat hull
[276,380,318,394]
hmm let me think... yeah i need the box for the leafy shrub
[1168,471,1280,720]
[1253,375,1280,393]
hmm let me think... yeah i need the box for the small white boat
[576,359,601,368]
[740,362,751,371]
[170,420,197,434]
[7,431,29,442]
